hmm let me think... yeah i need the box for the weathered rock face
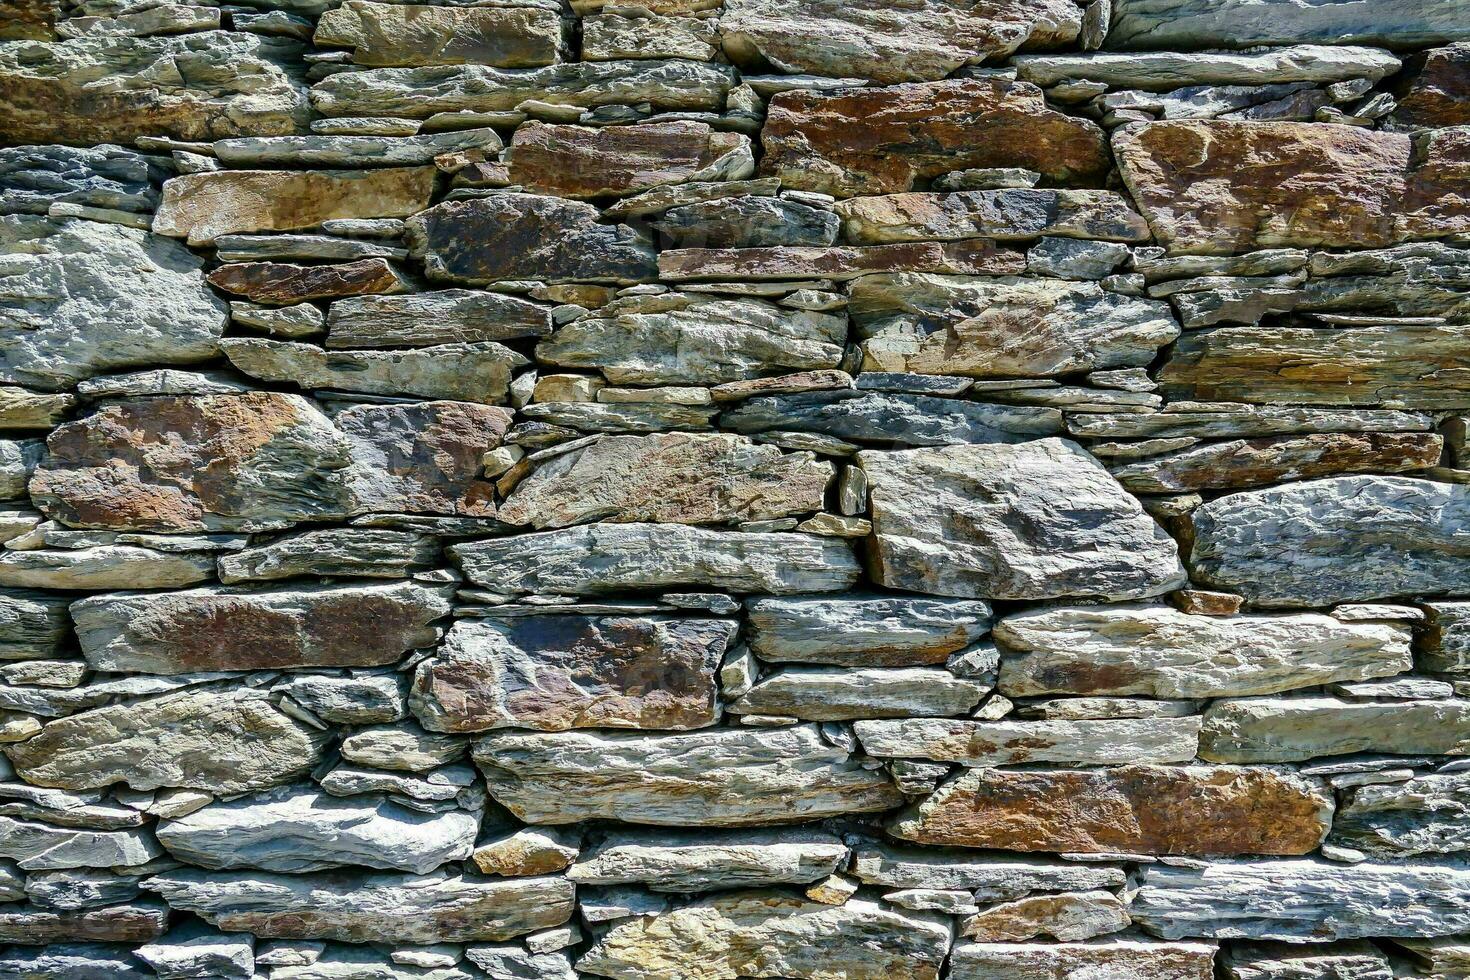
[314,1,566,68]
[721,0,1079,84]
[221,339,525,403]
[1393,42,1470,128]
[745,594,991,666]
[0,216,225,391]
[568,828,846,892]
[411,615,733,732]
[30,393,356,533]
[994,605,1413,698]
[508,121,752,199]
[497,433,832,529]
[836,190,1150,245]
[891,765,1334,855]
[1106,0,1470,49]
[472,725,902,826]
[7,686,331,793]
[761,79,1110,197]
[860,439,1185,599]
[854,716,1201,766]
[0,32,307,144]
[1330,773,1470,857]
[1199,696,1470,763]
[326,291,552,348]
[950,940,1216,980]
[70,581,452,674]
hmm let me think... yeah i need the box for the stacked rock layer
[2,0,1470,977]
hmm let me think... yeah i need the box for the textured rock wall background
[1,0,1469,977]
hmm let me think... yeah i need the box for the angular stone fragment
[950,939,1215,980]
[473,826,578,877]
[851,841,1125,899]
[861,439,1184,599]
[537,295,845,385]
[311,59,738,118]
[761,78,1110,197]
[147,869,573,944]
[473,724,902,826]
[960,890,1131,942]
[569,828,846,892]
[1016,45,1400,88]
[1189,476,1470,606]
[1106,0,1470,50]
[0,817,161,870]
[411,615,733,732]
[0,546,214,591]
[0,32,307,144]
[0,900,170,945]
[215,129,502,169]
[0,588,69,659]
[0,144,162,216]
[135,922,254,980]
[340,723,465,772]
[336,401,514,515]
[222,339,525,404]
[856,717,1200,766]
[995,605,1413,699]
[1115,121,1469,255]
[497,432,831,529]
[71,581,450,674]
[406,195,657,285]
[837,190,1149,244]
[892,764,1332,855]
[1221,942,1393,980]
[218,529,438,583]
[659,240,1026,281]
[1111,432,1443,493]
[153,168,435,246]
[327,291,553,348]
[721,0,1079,84]
[207,260,408,305]
[1420,602,1470,673]
[0,215,226,390]
[155,784,477,874]
[1199,696,1470,763]
[0,943,154,978]
[1330,772,1470,857]
[582,11,718,61]
[745,594,991,666]
[655,197,839,249]
[577,892,950,980]
[315,1,564,67]
[733,667,988,720]
[7,686,330,793]
[850,274,1176,378]
[721,390,1062,447]
[1130,858,1470,940]
[509,121,752,198]
[276,672,406,725]
[1393,42,1470,129]
[451,524,860,595]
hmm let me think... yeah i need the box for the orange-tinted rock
[29,392,356,533]
[658,240,1026,281]
[206,259,409,305]
[890,764,1333,855]
[1392,43,1470,128]
[507,121,753,198]
[761,78,1110,197]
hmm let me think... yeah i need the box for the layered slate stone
[0,143,164,216]
[153,169,435,247]
[1220,943,1395,980]
[658,240,1026,281]
[1115,121,1470,255]
[860,439,1185,600]
[30,393,356,533]
[221,339,525,404]
[450,524,861,596]
[950,940,1216,980]
[1106,0,1470,50]
[1330,773,1470,857]
[212,129,502,169]
[854,717,1201,766]
[1420,602,1470,673]
[472,724,902,826]
[744,594,992,666]
[326,291,553,348]
[890,765,1333,856]
[1189,476,1470,606]
[836,190,1150,245]
[207,261,408,305]
[0,32,307,144]
[496,432,831,529]
[155,785,477,874]
[1014,45,1402,88]
[7,686,331,794]
[314,1,565,67]
[959,891,1131,943]
[850,841,1126,899]
[1199,696,1470,764]
[0,902,171,945]
[760,78,1110,197]
[406,195,657,285]
[218,529,438,583]
[0,818,162,870]
[335,401,514,516]
[70,581,452,674]
[721,390,1062,447]
[0,546,216,591]
[654,196,839,249]
[850,274,1177,378]
[410,615,733,732]
[508,121,752,198]
[567,828,847,892]
[0,588,70,659]
[994,605,1413,698]
[0,216,225,391]
[731,667,990,721]
[1130,859,1470,940]
[146,869,573,944]
[576,893,951,980]
[536,295,846,386]
[720,0,1080,84]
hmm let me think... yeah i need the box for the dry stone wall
[0,0,1469,977]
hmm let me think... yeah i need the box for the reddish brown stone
[507,121,753,198]
[658,240,1025,282]
[1169,589,1244,617]
[206,259,408,304]
[761,78,1110,197]
[890,765,1333,855]
[1392,42,1470,129]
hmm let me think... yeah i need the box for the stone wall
[1,0,1469,977]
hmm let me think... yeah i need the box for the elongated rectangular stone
[314,1,565,67]
[854,717,1200,766]
[722,390,1063,448]
[1199,696,1470,764]
[836,190,1150,244]
[508,120,752,199]
[221,339,526,404]
[326,291,553,348]
[0,900,170,945]
[744,594,991,666]
[1107,0,1470,50]
[850,841,1126,900]
[658,240,1026,281]
[950,940,1216,980]
[567,828,847,892]
[731,667,989,721]
[1330,773,1470,857]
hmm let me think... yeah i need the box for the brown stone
[336,400,512,516]
[153,168,436,246]
[0,901,169,944]
[508,121,753,198]
[1393,43,1470,129]
[326,291,553,349]
[206,259,408,305]
[1115,120,1470,255]
[1170,589,1244,616]
[761,78,1110,197]
[411,615,734,732]
[890,765,1333,855]
[315,1,565,67]
[29,392,356,533]
[1112,432,1444,493]
[659,240,1025,282]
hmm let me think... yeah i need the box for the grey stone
[0,943,153,979]
[326,290,553,348]
[851,841,1125,899]
[959,890,1131,942]
[732,667,988,721]
[1331,772,1470,857]
[950,939,1216,980]
[1067,404,1435,440]
[0,144,163,216]
[0,817,162,870]
[274,672,407,725]
[1220,941,1393,980]
[136,922,254,980]
[1106,0,1470,50]
[1027,237,1130,280]
[1200,696,1470,764]
[0,546,215,591]
[340,723,467,772]
[745,595,992,666]
[1015,45,1401,89]
[854,716,1201,766]
[221,339,527,404]
[218,529,439,583]
[721,389,1063,447]
[1420,602,1470,673]
[230,302,325,340]
[23,868,148,910]
[654,196,839,248]
[466,945,575,980]
[836,190,1150,244]
[568,828,846,892]
[270,946,478,980]
[214,129,502,167]
[0,588,69,659]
